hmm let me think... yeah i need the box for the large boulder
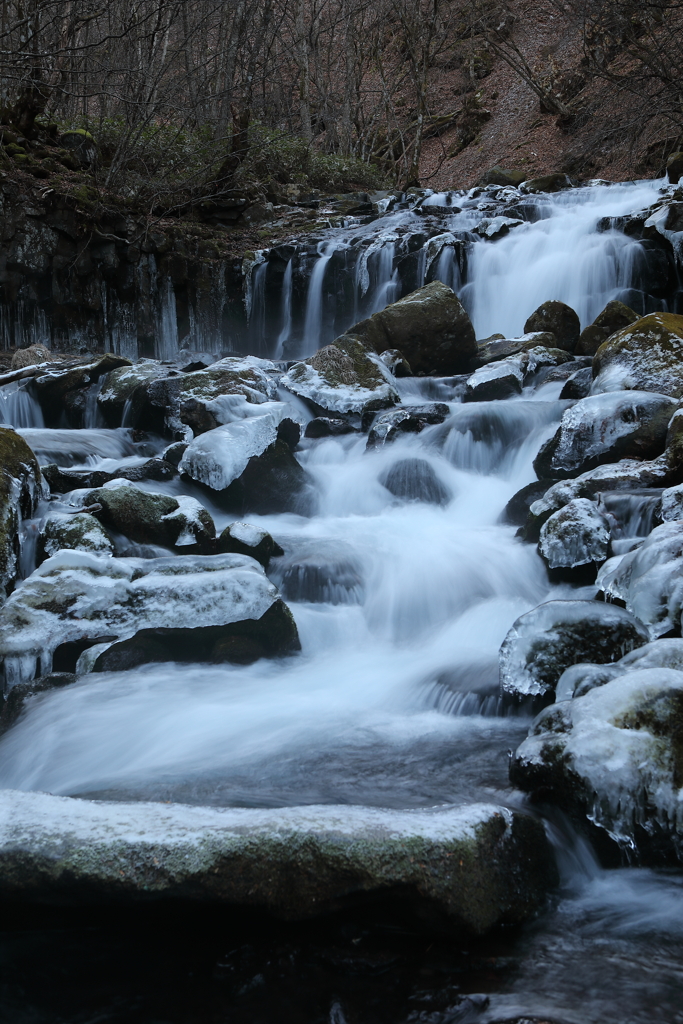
[130,356,280,435]
[97,361,172,427]
[499,599,649,701]
[592,312,683,398]
[37,512,113,564]
[282,337,398,416]
[0,427,42,601]
[0,793,557,932]
[510,668,683,862]
[538,498,610,577]
[524,301,580,352]
[178,403,309,514]
[0,550,298,687]
[597,521,683,637]
[575,300,638,357]
[464,355,526,402]
[84,481,215,553]
[345,281,477,376]
[533,391,678,480]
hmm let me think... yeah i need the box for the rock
[379,458,452,505]
[499,599,648,701]
[510,667,683,862]
[304,417,357,438]
[538,498,610,577]
[0,550,295,688]
[533,391,678,480]
[521,173,573,194]
[283,338,398,416]
[502,480,550,527]
[32,354,132,425]
[524,301,580,352]
[178,404,309,514]
[575,300,639,356]
[217,522,284,567]
[555,638,683,700]
[379,348,412,377]
[131,356,280,435]
[667,151,683,184]
[345,281,477,376]
[160,441,188,467]
[524,346,573,380]
[37,512,113,564]
[592,312,683,398]
[479,167,527,187]
[471,332,557,369]
[42,457,176,494]
[97,361,171,427]
[464,355,526,402]
[661,482,683,521]
[59,129,97,167]
[366,404,450,449]
[0,673,76,735]
[0,427,42,601]
[559,366,593,399]
[93,600,299,669]
[0,793,557,932]
[11,344,51,369]
[84,481,215,553]
[596,521,683,637]
[474,216,524,240]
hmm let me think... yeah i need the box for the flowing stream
[0,180,682,1022]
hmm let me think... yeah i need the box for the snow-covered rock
[661,481,683,521]
[0,792,557,932]
[533,391,678,480]
[282,337,398,415]
[217,521,283,567]
[464,355,526,401]
[366,403,450,448]
[499,599,648,701]
[0,426,43,602]
[97,360,171,427]
[592,312,683,398]
[511,667,683,862]
[555,638,683,700]
[37,512,113,563]
[596,521,683,637]
[0,550,293,687]
[538,497,610,574]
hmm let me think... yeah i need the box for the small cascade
[83,379,105,429]
[302,241,339,357]
[0,383,45,429]
[275,259,294,359]
[599,488,663,554]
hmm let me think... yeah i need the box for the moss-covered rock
[84,482,215,553]
[592,312,683,398]
[0,792,557,931]
[58,129,97,168]
[478,166,528,187]
[524,301,580,352]
[575,300,638,357]
[521,173,573,194]
[217,522,284,567]
[37,512,113,564]
[97,361,171,427]
[0,427,42,601]
[283,337,398,416]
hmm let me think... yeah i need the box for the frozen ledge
[0,791,557,933]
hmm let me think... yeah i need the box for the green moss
[616,690,683,787]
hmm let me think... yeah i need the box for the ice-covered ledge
[0,790,557,933]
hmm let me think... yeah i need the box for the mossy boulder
[84,482,215,553]
[521,173,573,193]
[0,427,42,601]
[283,337,398,416]
[592,312,683,398]
[217,522,284,567]
[478,166,527,187]
[524,301,580,352]
[58,129,97,167]
[575,300,638,356]
[97,361,171,427]
[348,281,477,376]
[37,512,113,564]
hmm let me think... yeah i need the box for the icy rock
[474,216,524,240]
[0,550,294,686]
[533,391,678,480]
[366,404,450,449]
[502,480,551,527]
[379,458,452,506]
[555,662,623,701]
[282,337,399,415]
[32,353,131,425]
[575,300,638,357]
[523,346,573,380]
[84,480,215,553]
[470,332,557,369]
[524,300,580,352]
[97,361,171,426]
[510,667,683,862]
[559,366,593,399]
[342,281,477,376]
[37,512,113,564]
[131,355,280,435]
[538,498,610,575]
[596,521,683,637]
[0,426,43,601]
[592,312,683,398]
[661,482,683,521]
[43,458,176,494]
[500,599,649,700]
[217,521,284,568]
[379,348,412,377]
[558,639,683,702]
[464,355,526,402]
[0,793,557,932]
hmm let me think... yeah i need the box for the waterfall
[0,383,44,429]
[275,259,294,359]
[302,241,339,357]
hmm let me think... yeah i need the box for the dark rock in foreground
[0,794,557,933]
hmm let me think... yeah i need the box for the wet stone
[380,458,452,505]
